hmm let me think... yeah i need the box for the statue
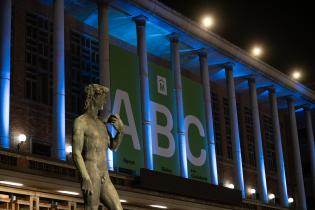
[72,84,124,210]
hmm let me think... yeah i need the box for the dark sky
[159,0,315,89]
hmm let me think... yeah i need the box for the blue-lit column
[268,88,289,207]
[133,15,153,170]
[52,0,66,160]
[248,79,268,203]
[169,33,187,178]
[198,49,218,185]
[98,1,111,116]
[304,105,315,201]
[225,65,245,198]
[0,0,12,149]
[98,1,113,170]
[287,97,307,210]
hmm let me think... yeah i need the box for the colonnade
[0,1,314,209]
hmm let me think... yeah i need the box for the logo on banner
[157,75,167,96]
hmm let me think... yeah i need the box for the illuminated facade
[0,0,315,209]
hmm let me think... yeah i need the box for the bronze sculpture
[73,84,124,210]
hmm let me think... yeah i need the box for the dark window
[263,115,276,172]
[32,142,51,157]
[25,13,53,105]
[244,107,256,167]
[211,92,223,156]
[68,31,99,115]
[223,98,233,160]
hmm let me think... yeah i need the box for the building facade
[0,0,315,209]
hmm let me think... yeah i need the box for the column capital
[286,95,296,103]
[247,77,256,84]
[168,32,179,43]
[97,0,113,6]
[132,15,148,26]
[267,86,276,94]
[198,48,208,58]
[223,62,235,71]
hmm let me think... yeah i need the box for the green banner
[149,62,180,176]
[109,44,210,180]
[110,44,144,174]
[182,76,210,182]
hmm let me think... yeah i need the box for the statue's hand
[109,114,124,134]
[82,177,93,195]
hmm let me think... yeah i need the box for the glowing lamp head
[120,199,127,203]
[202,15,214,29]
[249,188,256,194]
[252,46,263,57]
[288,197,294,203]
[66,145,72,154]
[268,193,275,200]
[226,183,234,189]
[292,71,301,80]
[18,134,27,143]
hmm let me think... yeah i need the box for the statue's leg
[84,176,101,210]
[100,175,123,210]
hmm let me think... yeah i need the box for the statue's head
[84,84,109,111]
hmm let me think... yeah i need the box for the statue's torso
[81,114,109,178]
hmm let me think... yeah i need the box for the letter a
[112,89,141,150]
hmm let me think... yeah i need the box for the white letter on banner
[151,101,175,158]
[112,89,141,150]
[184,115,206,166]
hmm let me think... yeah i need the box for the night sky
[159,0,315,89]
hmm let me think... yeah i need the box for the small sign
[157,75,167,96]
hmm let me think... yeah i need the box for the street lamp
[17,134,27,152]
[247,187,256,199]
[268,193,275,204]
[18,134,26,142]
[66,145,72,154]
[288,197,294,204]
[251,46,263,57]
[201,15,214,29]
[225,182,234,189]
[268,193,275,199]
[66,145,73,161]
[292,71,301,80]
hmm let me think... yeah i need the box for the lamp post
[17,134,27,152]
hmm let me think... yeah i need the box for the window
[32,142,51,157]
[211,92,223,156]
[244,107,256,167]
[223,98,233,159]
[68,31,99,115]
[263,115,276,172]
[25,13,53,104]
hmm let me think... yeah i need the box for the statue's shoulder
[74,114,88,127]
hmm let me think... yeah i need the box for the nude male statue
[72,84,124,210]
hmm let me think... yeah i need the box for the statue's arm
[109,129,124,151]
[107,115,124,151]
[72,118,90,180]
